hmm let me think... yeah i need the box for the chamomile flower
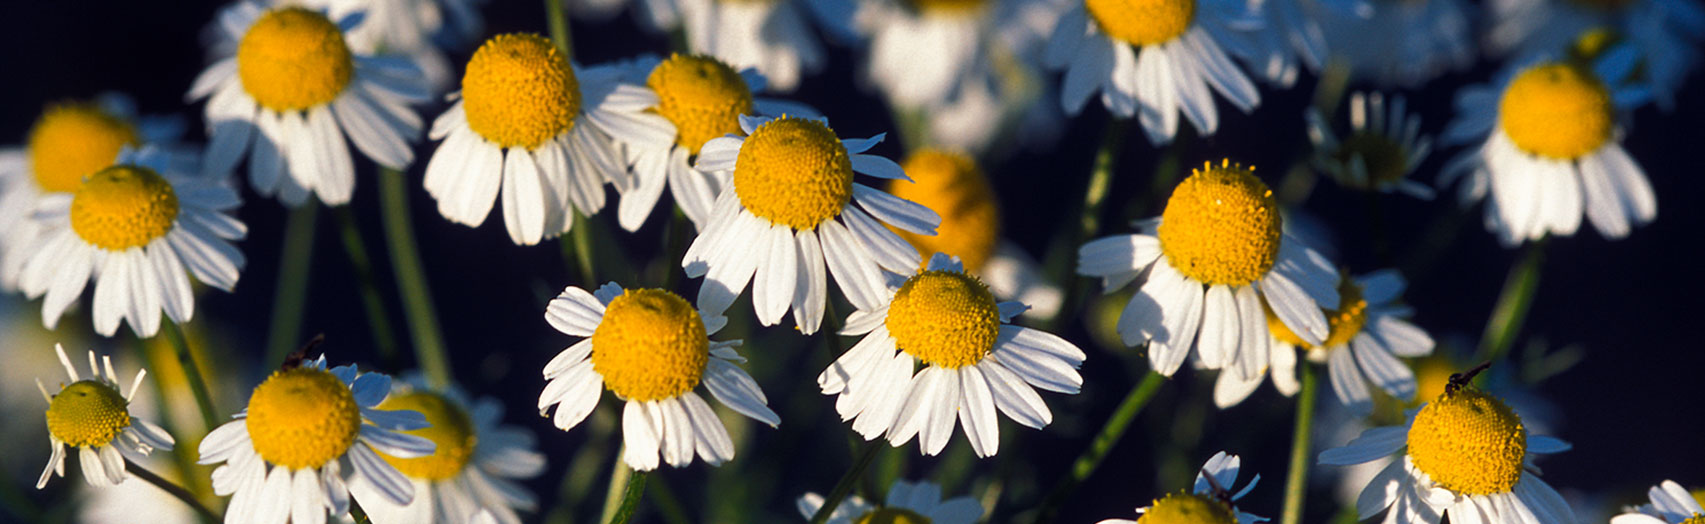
[676,0,825,92]
[1613,481,1705,524]
[198,356,435,524]
[423,33,665,245]
[841,0,1009,108]
[1316,0,1474,87]
[1215,270,1434,412]
[1485,0,1704,110]
[35,344,175,489]
[610,53,818,232]
[1042,0,1263,144]
[685,115,940,334]
[887,148,1060,318]
[820,253,1084,457]
[1078,160,1339,378]
[349,378,546,524]
[16,148,245,338]
[1439,48,1655,245]
[191,2,428,207]
[1319,378,1575,524]
[1098,451,1266,524]
[796,479,983,523]
[538,284,779,471]
[1306,92,1435,199]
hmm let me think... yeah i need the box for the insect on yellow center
[854,507,933,524]
[27,104,140,194]
[245,368,364,470]
[1086,0,1196,46]
[237,7,354,112]
[1138,493,1238,524]
[1157,161,1282,287]
[376,392,477,480]
[1406,388,1527,495]
[45,381,132,448]
[1498,62,1614,160]
[1267,276,1367,349]
[1331,132,1410,189]
[889,149,1001,272]
[648,54,754,155]
[886,270,1001,369]
[733,117,854,230]
[70,165,180,251]
[462,33,581,149]
[591,289,709,402]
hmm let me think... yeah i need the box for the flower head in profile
[36,344,175,489]
[1307,92,1435,199]
[797,479,983,523]
[538,283,779,471]
[1613,480,1705,524]
[1098,451,1266,524]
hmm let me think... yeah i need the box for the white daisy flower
[1439,47,1656,246]
[1319,377,1575,524]
[1485,0,1704,110]
[198,356,436,524]
[16,148,245,338]
[1214,270,1435,413]
[840,0,1009,108]
[685,114,941,334]
[1306,92,1435,199]
[349,377,546,524]
[1098,451,1266,524]
[676,0,825,92]
[820,253,1084,457]
[35,344,175,489]
[1613,481,1705,524]
[423,33,664,245]
[190,2,428,207]
[294,0,489,93]
[1078,160,1339,378]
[1316,0,1474,87]
[1042,0,1263,144]
[609,53,819,232]
[796,479,983,523]
[538,284,780,471]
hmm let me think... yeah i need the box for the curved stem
[161,321,220,431]
[264,203,318,367]
[600,456,646,524]
[1280,363,1319,524]
[810,440,884,524]
[1478,239,1546,364]
[1029,370,1165,524]
[333,206,402,367]
[564,213,598,285]
[378,168,452,388]
[126,458,221,523]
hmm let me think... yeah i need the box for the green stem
[569,214,598,285]
[126,459,221,523]
[1030,371,1165,524]
[545,0,574,59]
[1280,363,1319,524]
[600,458,646,524]
[265,204,318,367]
[161,321,220,431]
[1478,239,1547,363]
[333,206,402,367]
[809,440,884,524]
[378,168,452,388]
[1045,118,1126,331]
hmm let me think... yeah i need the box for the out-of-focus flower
[538,284,779,471]
[676,0,825,92]
[1485,0,1703,110]
[198,356,435,524]
[1613,480,1705,524]
[685,115,940,334]
[423,33,664,245]
[17,148,245,338]
[796,479,983,523]
[1316,0,1474,87]
[295,0,489,92]
[1245,0,1327,87]
[1078,160,1339,377]
[191,2,428,206]
[1439,46,1655,245]
[35,344,175,489]
[1306,92,1435,199]
[1096,451,1266,524]
[838,0,1009,108]
[820,253,1084,457]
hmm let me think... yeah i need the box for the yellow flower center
[591,289,709,402]
[1567,28,1622,63]
[1682,516,1705,524]
[886,270,1001,369]
[27,103,139,194]
[1693,490,1705,512]
[462,33,581,149]
[1331,132,1410,188]
[236,7,354,112]
[1498,62,1614,160]
[1138,493,1238,524]
[648,54,754,155]
[1267,276,1367,349]
[889,150,1001,272]
[854,507,933,524]
[70,165,180,251]
[732,117,853,230]
[1086,0,1196,46]
[376,392,477,481]
[44,381,132,448]
[905,0,988,14]
[1157,161,1281,287]
[245,368,363,470]
[1406,388,1527,495]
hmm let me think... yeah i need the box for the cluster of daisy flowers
[1,0,1700,522]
